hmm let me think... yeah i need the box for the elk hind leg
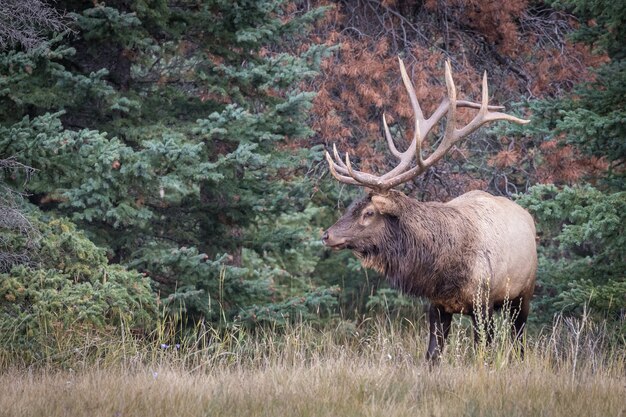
[512,296,531,358]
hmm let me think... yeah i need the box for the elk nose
[321,230,329,244]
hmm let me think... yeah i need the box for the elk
[322,58,537,361]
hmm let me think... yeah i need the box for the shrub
[0,217,156,363]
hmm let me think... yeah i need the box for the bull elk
[322,58,537,361]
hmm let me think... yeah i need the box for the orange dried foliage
[489,149,520,169]
[284,2,297,14]
[536,140,608,185]
[450,173,489,192]
[310,26,489,167]
[285,1,610,194]
[199,90,231,105]
[524,41,608,97]
[425,0,527,57]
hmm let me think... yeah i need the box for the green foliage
[539,0,626,188]
[0,0,341,335]
[523,61,626,188]
[73,6,143,45]
[237,287,340,326]
[0,217,156,362]
[561,61,625,177]
[517,184,625,324]
[365,288,425,320]
[548,0,626,59]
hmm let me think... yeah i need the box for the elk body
[322,59,537,361]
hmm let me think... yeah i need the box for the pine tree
[515,0,626,328]
[0,0,339,330]
[0,158,38,272]
[517,185,625,329]
[542,0,626,187]
[0,217,156,361]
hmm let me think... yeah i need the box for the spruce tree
[516,0,625,327]
[1,0,339,330]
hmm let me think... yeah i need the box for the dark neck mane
[356,201,478,300]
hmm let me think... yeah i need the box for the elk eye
[364,210,374,218]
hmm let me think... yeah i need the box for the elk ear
[371,195,399,215]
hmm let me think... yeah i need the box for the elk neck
[356,197,479,300]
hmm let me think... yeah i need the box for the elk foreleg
[426,304,452,362]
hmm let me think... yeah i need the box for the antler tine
[325,150,360,185]
[382,113,402,159]
[482,70,489,111]
[441,60,458,157]
[477,71,530,125]
[397,57,424,168]
[332,143,349,171]
[325,143,387,189]
[452,71,529,146]
[422,65,530,168]
[324,145,348,176]
[343,152,389,187]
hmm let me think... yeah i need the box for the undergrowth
[1,309,622,373]
[0,312,623,417]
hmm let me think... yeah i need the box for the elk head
[321,191,403,251]
[322,58,530,250]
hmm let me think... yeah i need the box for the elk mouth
[326,241,349,250]
[323,239,349,250]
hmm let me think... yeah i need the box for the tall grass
[0,312,624,417]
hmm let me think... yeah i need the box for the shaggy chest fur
[355,204,478,306]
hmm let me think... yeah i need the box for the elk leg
[512,296,531,358]
[426,304,452,362]
[512,297,530,338]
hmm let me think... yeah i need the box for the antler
[325,58,530,193]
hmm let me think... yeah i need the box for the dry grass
[0,316,624,417]
[1,359,623,417]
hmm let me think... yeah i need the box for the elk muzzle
[321,229,347,249]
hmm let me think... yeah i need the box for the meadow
[1,314,623,417]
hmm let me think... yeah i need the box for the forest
[0,0,624,415]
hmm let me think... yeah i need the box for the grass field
[1,315,624,417]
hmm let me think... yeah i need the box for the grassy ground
[0,316,624,417]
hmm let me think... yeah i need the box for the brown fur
[322,190,537,360]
